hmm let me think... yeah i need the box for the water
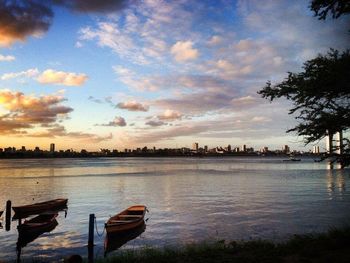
[0,157,349,261]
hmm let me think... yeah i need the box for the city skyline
[0,1,349,151]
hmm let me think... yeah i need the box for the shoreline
[93,226,350,263]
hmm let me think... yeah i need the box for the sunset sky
[0,0,349,151]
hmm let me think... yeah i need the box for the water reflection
[104,221,146,256]
[326,169,346,198]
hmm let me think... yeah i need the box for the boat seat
[108,220,128,223]
[118,215,142,218]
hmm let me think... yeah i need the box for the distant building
[204,145,208,152]
[335,131,343,154]
[192,142,199,152]
[227,144,232,152]
[241,144,246,152]
[50,143,55,153]
[283,145,290,154]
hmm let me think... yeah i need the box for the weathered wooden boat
[12,198,68,215]
[105,221,146,255]
[18,213,58,233]
[17,214,58,248]
[105,205,147,234]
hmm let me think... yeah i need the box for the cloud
[145,120,166,127]
[88,96,103,104]
[98,116,126,127]
[207,35,222,46]
[37,69,88,86]
[52,0,130,13]
[1,68,39,80]
[0,0,132,47]
[171,41,199,62]
[0,1,53,47]
[0,54,15,61]
[116,100,149,112]
[157,109,182,121]
[0,89,73,134]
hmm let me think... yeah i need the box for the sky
[0,0,349,151]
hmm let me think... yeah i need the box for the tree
[258,49,350,167]
[310,0,350,19]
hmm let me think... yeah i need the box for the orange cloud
[0,89,73,134]
[37,69,88,86]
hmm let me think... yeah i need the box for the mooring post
[5,200,11,231]
[88,213,94,263]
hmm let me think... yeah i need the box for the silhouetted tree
[310,0,350,19]
[258,49,350,167]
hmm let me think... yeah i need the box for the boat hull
[105,205,147,234]
[12,198,68,215]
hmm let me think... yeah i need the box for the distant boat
[12,198,68,215]
[283,157,301,162]
[105,205,147,234]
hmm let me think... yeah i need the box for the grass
[96,226,350,263]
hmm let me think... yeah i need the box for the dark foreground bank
[95,227,350,263]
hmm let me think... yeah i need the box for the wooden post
[88,213,94,263]
[5,200,11,231]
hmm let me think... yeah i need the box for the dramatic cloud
[0,1,53,47]
[157,109,182,121]
[0,54,15,61]
[98,116,126,127]
[116,101,149,112]
[0,0,131,47]
[1,68,39,80]
[171,41,199,62]
[37,69,88,86]
[0,89,73,134]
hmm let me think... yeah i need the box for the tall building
[335,131,343,154]
[283,145,290,154]
[192,142,199,152]
[241,144,246,152]
[50,143,55,153]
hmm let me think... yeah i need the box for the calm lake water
[0,157,349,262]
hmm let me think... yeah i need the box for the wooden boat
[105,205,147,234]
[105,221,146,255]
[0,210,3,217]
[17,214,58,248]
[12,198,68,215]
[18,213,58,234]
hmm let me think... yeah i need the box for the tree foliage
[310,0,350,19]
[258,49,350,166]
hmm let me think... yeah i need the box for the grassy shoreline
[97,226,350,263]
